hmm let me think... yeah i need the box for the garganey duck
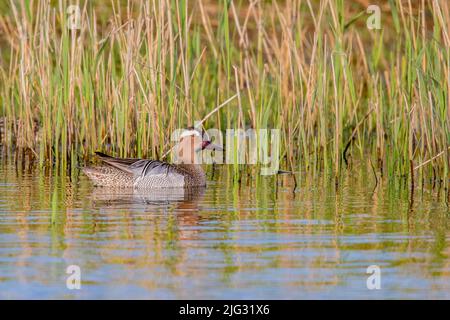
[82,129,222,188]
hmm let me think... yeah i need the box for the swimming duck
[82,129,222,188]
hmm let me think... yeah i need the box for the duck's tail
[82,166,134,187]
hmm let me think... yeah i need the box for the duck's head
[177,128,223,164]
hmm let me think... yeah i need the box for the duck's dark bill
[202,141,224,151]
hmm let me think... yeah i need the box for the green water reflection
[0,159,449,299]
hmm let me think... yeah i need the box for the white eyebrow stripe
[180,130,201,138]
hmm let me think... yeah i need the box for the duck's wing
[95,152,178,177]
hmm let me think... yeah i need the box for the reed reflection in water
[0,159,449,299]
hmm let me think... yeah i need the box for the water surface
[0,159,449,299]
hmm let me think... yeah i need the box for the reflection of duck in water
[83,129,222,188]
[90,186,205,208]
[89,184,205,243]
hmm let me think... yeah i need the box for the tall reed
[0,0,448,183]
